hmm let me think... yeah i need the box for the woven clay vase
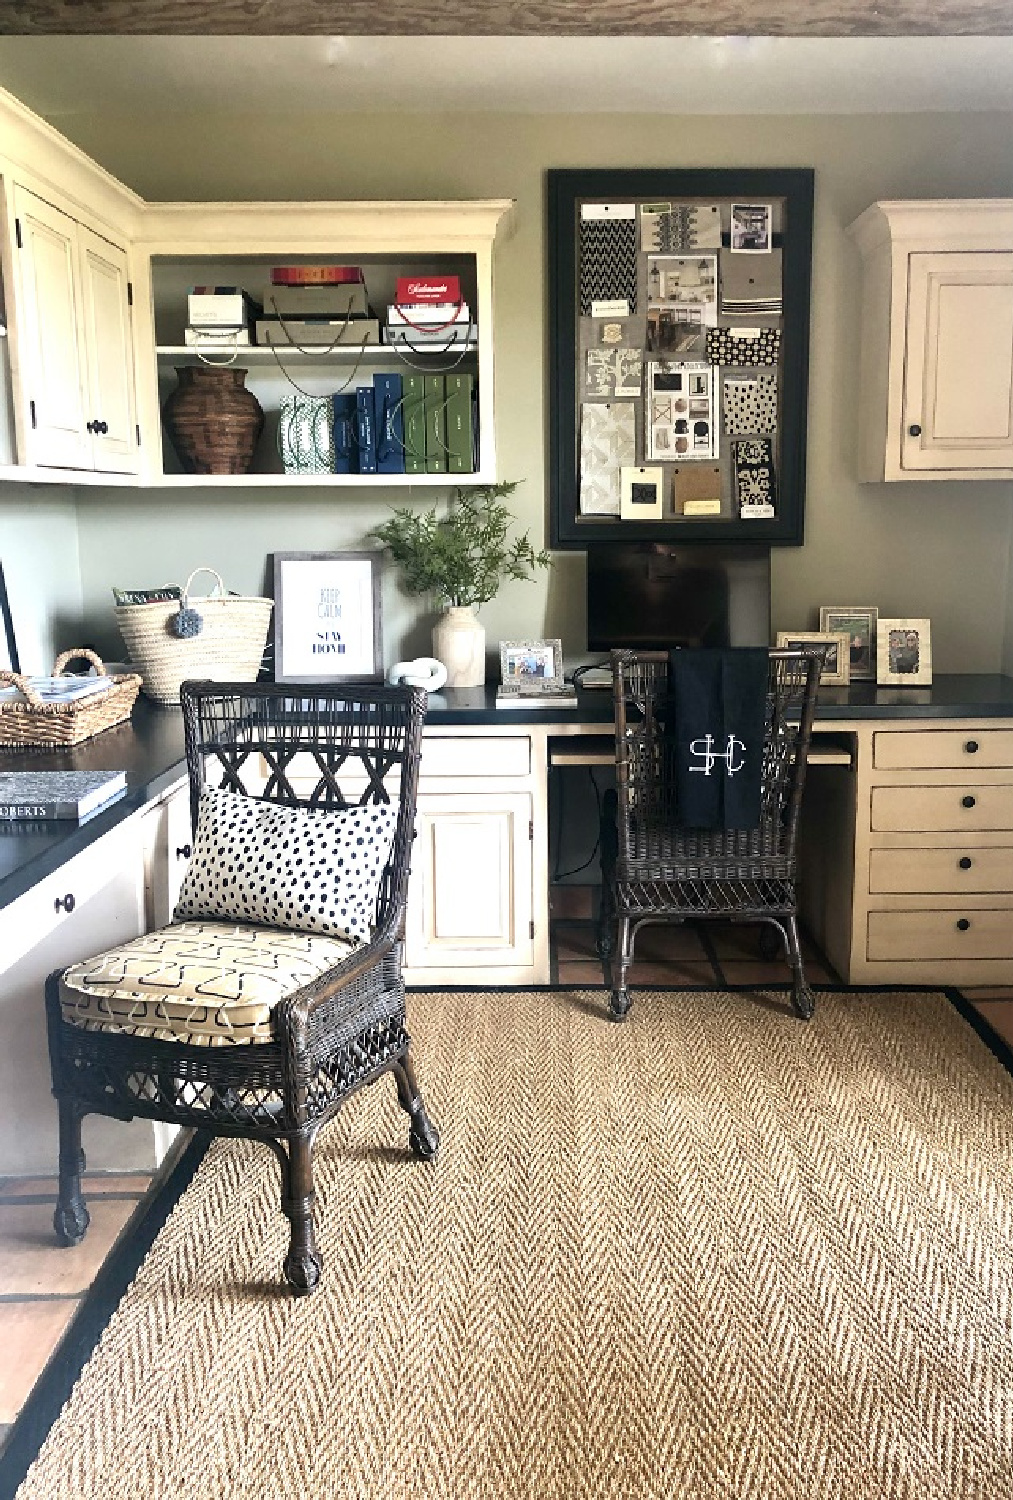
[163,366,264,475]
[432,605,486,688]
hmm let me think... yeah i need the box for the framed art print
[272,551,382,683]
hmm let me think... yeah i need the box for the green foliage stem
[369,482,550,609]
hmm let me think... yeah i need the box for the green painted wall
[7,107,1013,673]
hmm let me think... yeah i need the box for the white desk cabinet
[0,817,154,1176]
[848,200,1013,481]
[8,184,139,474]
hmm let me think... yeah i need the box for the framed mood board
[547,168,814,547]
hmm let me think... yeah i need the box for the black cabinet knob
[956,918,971,932]
[962,795,976,808]
[176,843,192,860]
[959,856,973,870]
[965,740,979,754]
[97,420,109,435]
[54,893,76,914]
[908,423,922,437]
[86,420,97,433]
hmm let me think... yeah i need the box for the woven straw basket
[0,649,142,748]
[115,568,273,706]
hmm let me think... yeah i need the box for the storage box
[261,283,370,318]
[256,318,380,348]
[270,265,364,286]
[187,289,258,329]
[396,274,461,305]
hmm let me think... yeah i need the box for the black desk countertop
[3,675,1013,915]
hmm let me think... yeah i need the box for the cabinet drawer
[420,736,530,779]
[868,908,1013,962]
[873,729,1013,770]
[870,784,1013,832]
[868,846,1013,894]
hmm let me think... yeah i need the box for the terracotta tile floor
[1,915,1011,1454]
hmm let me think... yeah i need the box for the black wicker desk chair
[45,680,437,1296]
[597,647,824,1023]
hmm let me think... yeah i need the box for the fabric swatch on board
[579,204,638,316]
[722,371,778,436]
[706,327,781,367]
[579,401,636,515]
[733,437,778,515]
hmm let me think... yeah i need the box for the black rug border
[2,982,1009,1498]
[0,1130,211,1500]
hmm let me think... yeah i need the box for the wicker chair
[597,648,824,1022]
[45,680,437,1296]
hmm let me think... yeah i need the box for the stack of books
[0,769,127,821]
[496,681,578,710]
[256,265,380,348]
[0,675,114,704]
[384,275,476,351]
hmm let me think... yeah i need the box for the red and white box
[395,275,461,306]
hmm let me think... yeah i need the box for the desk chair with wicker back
[45,680,437,1296]
[597,647,824,1023]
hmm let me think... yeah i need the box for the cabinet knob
[86,420,98,434]
[97,420,108,435]
[956,918,971,932]
[54,893,76,914]
[908,423,922,437]
[962,794,976,808]
[964,740,979,754]
[959,856,973,870]
[176,843,192,860]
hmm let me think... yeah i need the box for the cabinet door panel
[12,186,90,469]
[904,252,1013,470]
[406,792,533,970]
[78,225,138,473]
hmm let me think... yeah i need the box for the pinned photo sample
[619,465,664,521]
[730,203,773,253]
[586,346,643,398]
[646,255,718,325]
[648,362,718,462]
[579,202,638,316]
[579,400,636,516]
[647,307,708,356]
[641,203,722,254]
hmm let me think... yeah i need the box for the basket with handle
[115,568,273,706]
[0,649,142,748]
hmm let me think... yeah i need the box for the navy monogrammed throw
[667,648,769,830]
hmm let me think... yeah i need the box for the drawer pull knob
[956,918,971,932]
[962,795,976,809]
[959,856,973,870]
[965,739,979,754]
[176,844,192,860]
[908,423,922,437]
[54,893,76,915]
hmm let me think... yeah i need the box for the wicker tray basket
[0,649,142,749]
[115,567,273,707]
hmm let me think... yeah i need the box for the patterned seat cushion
[59,920,355,1047]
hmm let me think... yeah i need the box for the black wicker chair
[597,648,824,1022]
[45,680,437,1296]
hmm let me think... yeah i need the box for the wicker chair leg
[392,1054,440,1161]
[608,915,634,1022]
[53,1098,90,1247]
[281,1133,323,1297]
[783,913,816,1021]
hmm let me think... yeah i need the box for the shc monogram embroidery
[688,732,748,776]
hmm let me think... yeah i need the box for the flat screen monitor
[586,544,771,651]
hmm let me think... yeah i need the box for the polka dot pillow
[173,788,400,945]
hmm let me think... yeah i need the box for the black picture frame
[547,167,814,547]
[271,551,382,684]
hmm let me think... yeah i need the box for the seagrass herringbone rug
[13,987,1013,1500]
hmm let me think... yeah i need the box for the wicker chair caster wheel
[284,1249,323,1297]
[54,1199,90,1247]
[608,989,632,1023]
[410,1118,440,1161]
[792,983,816,1022]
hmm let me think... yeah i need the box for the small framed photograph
[730,203,773,253]
[819,605,878,682]
[776,630,851,686]
[619,465,664,521]
[499,639,564,690]
[877,618,932,687]
[272,551,382,684]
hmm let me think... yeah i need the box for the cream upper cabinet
[9,184,139,474]
[848,200,1013,481]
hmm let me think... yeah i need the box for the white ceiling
[2,35,1013,116]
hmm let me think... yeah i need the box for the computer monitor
[586,543,771,651]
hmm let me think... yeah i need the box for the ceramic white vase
[432,605,486,688]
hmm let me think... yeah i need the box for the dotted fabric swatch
[706,327,780,367]
[723,371,778,435]
[174,788,399,944]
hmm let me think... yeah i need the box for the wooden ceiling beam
[3,0,1013,37]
